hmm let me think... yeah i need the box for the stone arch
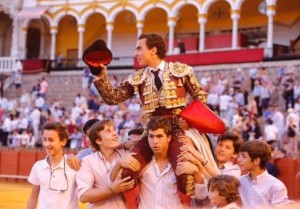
[139,1,170,20]
[52,9,80,27]
[107,3,139,23]
[80,6,108,25]
[202,0,233,14]
[170,0,201,17]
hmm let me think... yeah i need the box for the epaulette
[169,62,192,77]
[128,68,147,85]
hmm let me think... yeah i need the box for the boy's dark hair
[83,118,100,134]
[128,128,144,136]
[208,175,240,204]
[138,33,167,59]
[217,131,243,154]
[239,140,271,169]
[43,122,68,141]
[88,119,115,151]
[147,116,172,136]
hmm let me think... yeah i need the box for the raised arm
[93,66,135,105]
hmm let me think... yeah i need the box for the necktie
[152,69,162,91]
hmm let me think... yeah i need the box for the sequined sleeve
[93,75,134,105]
[185,70,207,103]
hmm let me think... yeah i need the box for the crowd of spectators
[0,64,299,158]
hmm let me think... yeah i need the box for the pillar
[266,5,276,58]
[167,17,176,54]
[106,22,114,50]
[77,24,85,67]
[198,14,207,52]
[231,10,240,49]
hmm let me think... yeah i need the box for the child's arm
[26,185,40,209]
[110,152,140,181]
[179,144,220,179]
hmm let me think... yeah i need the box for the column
[136,20,144,39]
[106,22,114,50]
[11,18,20,58]
[21,26,27,59]
[266,5,276,58]
[231,10,240,49]
[77,24,85,67]
[50,27,58,67]
[167,17,176,55]
[198,14,207,52]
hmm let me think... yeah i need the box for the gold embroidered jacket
[93,62,207,116]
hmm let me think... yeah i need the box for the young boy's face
[237,151,254,172]
[148,128,171,155]
[96,124,120,149]
[43,130,66,157]
[215,139,235,164]
[208,189,228,208]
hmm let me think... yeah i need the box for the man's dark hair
[217,131,243,154]
[147,116,172,136]
[138,33,167,59]
[83,118,100,134]
[43,122,68,141]
[239,140,271,169]
[128,128,144,136]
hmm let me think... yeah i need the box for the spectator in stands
[27,122,78,209]
[76,119,135,208]
[237,140,292,209]
[69,126,83,149]
[282,70,295,110]
[249,65,259,90]
[13,68,22,96]
[74,93,87,108]
[207,175,241,209]
[56,53,64,68]
[177,38,186,54]
[39,77,48,99]
[82,65,90,89]
[252,79,263,116]
[264,118,279,149]
[270,104,285,143]
[0,73,5,97]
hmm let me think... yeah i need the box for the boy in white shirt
[237,140,292,209]
[111,116,205,209]
[27,122,78,209]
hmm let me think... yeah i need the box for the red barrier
[0,150,19,175]
[18,150,37,176]
[166,48,264,66]
[276,158,297,199]
[36,150,47,161]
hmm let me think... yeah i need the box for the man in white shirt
[237,140,292,209]
[111,116,205,209]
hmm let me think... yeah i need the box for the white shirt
[219,161,241,178]
[138,157,183,209]
[264,125,278,142]
[239,170,291,209]
[28,155,78,209]
[76,150,127,209]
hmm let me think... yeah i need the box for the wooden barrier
[0,148,78,180]
[18,150,37,176]
[0,149,19,176]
